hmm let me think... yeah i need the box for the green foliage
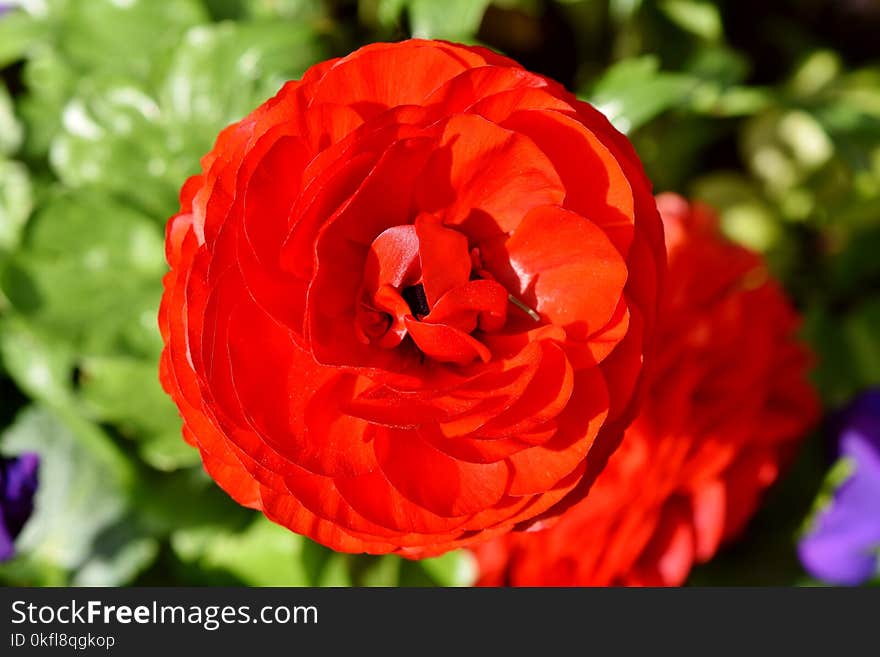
[172,518,314,586]
[587,56,696,133]
[0,0,878,587]
[361,0,490,40]
[408,0,490,41]
[0,159,31,252]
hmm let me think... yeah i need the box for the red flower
[473,193,820,583]
[158,40,664,555]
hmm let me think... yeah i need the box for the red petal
[424,65,550,115]
[477,341,574,439]
[364,225,421,291]
[404,317,492,365]
[501,109,636,255]
[505,366,609,495]
[414,213,471,307]
[424,279,509,334]
[309,42,484,116]
[334,469,470,535]
[689,479,726,562]
[375,427,511,517]
[416,113,565,238]
[484,204,628,339]
[633,500,696,586]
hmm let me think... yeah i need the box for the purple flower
[0,452,39,561]
[798,390,880,585]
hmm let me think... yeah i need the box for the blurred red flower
[473,193,820,583]
[159,40,664,555]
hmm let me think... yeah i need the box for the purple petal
[0,506,14,561]
[799,390,880,585]
[798,534,878,586]
[0,452,40,562]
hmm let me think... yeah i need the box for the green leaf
[685,47,750,87]
[0,405,153,586]
[158,20,325,128]
[0,316,75,406]
[689,172,782,252]
[586,56,695,133]
[73,534,159,587]
[0,159,33,252]
[802,296,880,407]
[315,553,354,587]
[788,50,842,98]
[78,356,199,471]
[54,0,208,82]
[137,467,252,537]
[609,0,644,23]
[842,297,880,387]
[681,48,771,118]
[799,457,855,537]
[17,47,76,158]
[407,0,489,41]
[0,318,136,483]
[49,20,326,218]
[827,225,880,297]
[695,85,771,117]
[243,0,327,21]
[0,10,50,68]
[1,191,165,358]
[171,516,311,586]
[659,0,722,42]
[0,84,23,155]
[49,81,182,217]
[417,550,477,587]
[353,555,403,587]
[8,0,207,161]
[374,0,408,28]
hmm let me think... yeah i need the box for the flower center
[354,213,531,365]
[402,283,430,318]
